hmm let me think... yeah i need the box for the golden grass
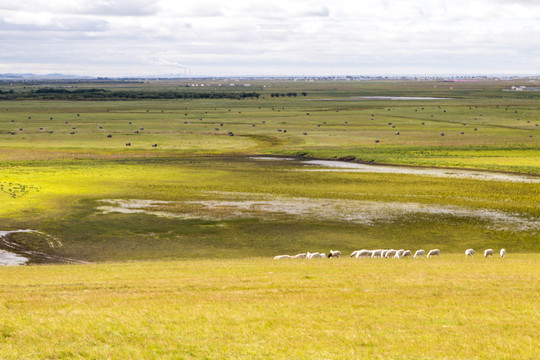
[0,255,538,359]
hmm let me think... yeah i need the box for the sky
[0,0,539,77]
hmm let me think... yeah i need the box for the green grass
[0,256,538,359]
[0,80,538,173]
[0,79,539,359]
[1,156,538,262]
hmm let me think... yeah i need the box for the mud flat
[97,194,539,231]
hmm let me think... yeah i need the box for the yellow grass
[0,255,538,359]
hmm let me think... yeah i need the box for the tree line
[0,88,261,100]
[270,92,307,97]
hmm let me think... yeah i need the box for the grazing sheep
[274,255,291,260]
[363,250,374,258]
[427,249,440,258]
[319,253,326,258]
[500,249,506,258]
[384,249,397,258]
[371,249,385,258]
[465,249,475,257]
[355,250,372,258]
[402,250,412,258]
[484,249,494,257]
[294,253,307,259]
[350,250,360,258]
[414,250,425,258]
[328,250,341,258]
[308,252,324,259]
[394,249,405,259]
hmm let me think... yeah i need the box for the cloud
[0,0,159,16]
[0,16,108,32]
[86,0,159,16]
[303,6,330,17]
[0,0,539,76]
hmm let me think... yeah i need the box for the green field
[0,79,538,359]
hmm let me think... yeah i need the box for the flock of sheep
[274,248,507,259]
[467,248,506,258]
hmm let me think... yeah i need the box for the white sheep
[355,250,371,258]
[414,249,425,258]
[274,255,291,260]
[394,249,405,259]
[465,249,475,257]
[402,250,412,258]
[293,253,307,259]
[371,249,385,258]
[384,249,397,258]
[363,250,374,258]
[426,249,440,258]
[484,249,494,257]
[309,252,324,259]
[500,249,506,258]
[350,250,360,258]
[328,250,341,258]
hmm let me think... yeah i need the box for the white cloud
[0,0,539,76]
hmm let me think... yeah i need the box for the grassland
[0,79,538,359]
[0,256,538,359]
[0,80,538,262]
[1,80,539,173]
[1,156,538,262]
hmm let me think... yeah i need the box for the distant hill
[0,73,94,80]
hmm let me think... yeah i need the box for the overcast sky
[0,0,539,77]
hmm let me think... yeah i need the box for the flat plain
[0,79,538,359]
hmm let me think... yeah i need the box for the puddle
[0,230,64,266]
[298,160,540,183]
[248,157,293,161]
[97,194,539,231]
[0,230,35,266]
[310,96,452,101]
[247,157,539,183]
[0,250,29,266]
[350,96,452,100]
[97,199,200,219]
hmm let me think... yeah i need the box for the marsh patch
[97,194,539,231]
